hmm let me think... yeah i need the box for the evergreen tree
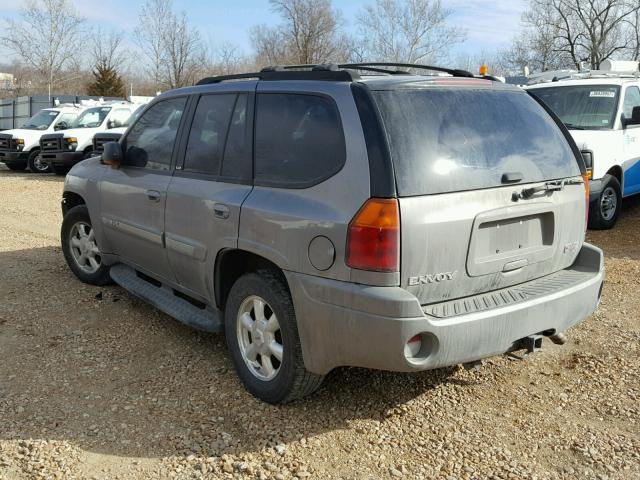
[87,62,126,97]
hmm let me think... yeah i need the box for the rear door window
[373,88,581,196]
[255,93,346,188]
[183,94,237,176]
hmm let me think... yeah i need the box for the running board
[109,263,223,333]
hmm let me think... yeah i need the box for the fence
[0,95,123,130]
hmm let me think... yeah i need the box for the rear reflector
[346,198,399,272]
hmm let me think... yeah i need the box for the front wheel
[28,150,51,173]
[61,205,112,285]
[589,174,622,230]
[224,270,324,404]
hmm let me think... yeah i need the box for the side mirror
[101,141,123,168]
[54,121,68,131]
[622,106,640,127]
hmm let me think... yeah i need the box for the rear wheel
[224,270,323,404]
[27,149,51,173]
[589,174,621,230]
[61,205,112,285]
[4,161,27,171]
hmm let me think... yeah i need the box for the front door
[622,85,640,196]
[165,91,254,299]
[99,96,188,281]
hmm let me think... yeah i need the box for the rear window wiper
[513,178,584,200]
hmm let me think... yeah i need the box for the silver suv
[59,63,605,403]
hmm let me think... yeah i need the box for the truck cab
[526,61,640,229]
[40,101,139,175]
[0,106,82,173]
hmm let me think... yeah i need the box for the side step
[109,263,223,333]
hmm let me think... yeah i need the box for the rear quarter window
[373,88,581,196]
[255,93,346,188]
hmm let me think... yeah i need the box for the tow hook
[548,332,567,345]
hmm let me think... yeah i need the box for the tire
[52,164,71,176]
[588,174,622,230]
[27,149,51,173]
[4,161,27,171]
[224,270,324,404]
[83,149,95,160]
[61,205,112,285]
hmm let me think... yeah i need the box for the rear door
[164,89,254,299]
[372,85,586,305]
[99,96,187,281]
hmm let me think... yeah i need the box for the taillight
[582,172,590,229]
[346,198,399,272]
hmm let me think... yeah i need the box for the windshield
[21,110,59,130]
[528,85,620,130]
[373,87,580,196]
[70,107,112,129]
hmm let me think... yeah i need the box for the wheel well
[62,191,86,215]
[215,250,284,309]
[607,165,623,185]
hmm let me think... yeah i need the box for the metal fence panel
[0,95,125,130]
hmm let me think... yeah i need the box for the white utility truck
[527,60,640,229]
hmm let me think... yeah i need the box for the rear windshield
[372,88,580,196]
[528,85,620,130]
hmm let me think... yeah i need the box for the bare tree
[91,29,126,73]
[251,0,348,66]
[135,0,172,89]
[1,0,84,93]
[162,11,203,88]
[512,0,640,72]
[354,0,465,64]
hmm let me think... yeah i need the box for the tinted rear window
[255,93,346,188]
[373,88,580,196]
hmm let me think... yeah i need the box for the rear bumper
[286,243,604,375]
[40,151,84,167]
[0,150,27,163]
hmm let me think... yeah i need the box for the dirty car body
[59,65,605,402]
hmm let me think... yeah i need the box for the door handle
[146,190,161,202]
[213,203,230,219]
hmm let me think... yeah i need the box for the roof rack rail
[196,68,357,85]
[195,62,475,85]
[338,62,475,78]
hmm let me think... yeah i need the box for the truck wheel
[27,149,51,173]
[52,164,71,176]
[83,149,95,159]
[61,205,112,285]
[4,161,27,171]
[589,174,622,230]
[224,270,324,404]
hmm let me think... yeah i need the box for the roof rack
[196,62,475,85]
[338,62,474,78]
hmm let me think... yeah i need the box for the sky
[0,0,528,62]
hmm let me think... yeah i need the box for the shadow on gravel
[587,193,640,260]
[0,165,64,181]
[0,246,465,460]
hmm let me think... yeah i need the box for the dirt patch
[1,166,638,479]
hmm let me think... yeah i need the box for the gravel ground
[0,166,638,480]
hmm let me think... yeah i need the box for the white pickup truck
[527,60,640,229]
[39,101,141,175]
[0,105,83,173]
